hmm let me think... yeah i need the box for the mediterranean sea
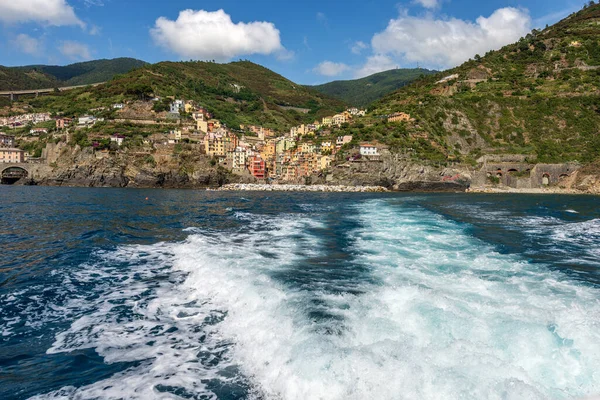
[1,186,599,399]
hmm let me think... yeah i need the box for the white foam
[31,201,600,400]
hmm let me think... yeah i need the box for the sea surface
[1,186,600,400]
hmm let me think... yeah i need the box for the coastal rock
[218,183,388,192]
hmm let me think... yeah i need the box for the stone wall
[531,163,580,186]
[472,161,581,189]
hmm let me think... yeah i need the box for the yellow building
[322,117,333,127]
[261,141,276,159]
[320,141,333,153]
[388,112,411,123]
[332,113,349,126]
[197,119,209,133]
[319,155,332,170]
[204,131,237,157]
[184,103,194,113]
[301,142,316,154]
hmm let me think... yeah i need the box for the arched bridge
[0,163,53,185]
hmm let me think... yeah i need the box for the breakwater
[217,183,388,192]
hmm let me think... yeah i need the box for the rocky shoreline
[466,187,594,195]
[217,183,388,192]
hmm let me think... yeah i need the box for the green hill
[311,68,437,107]
[24,60,345,131]
[354,4,600,164]
[0,67,58,91]
[0,58,147,91]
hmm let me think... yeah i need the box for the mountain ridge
[18,60,345,131]
[310,68,437,107]
[0,58,147,91]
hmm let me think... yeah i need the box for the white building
[347,108,366,117]
[170,100,184,114]
[359,143,379,157]
[29,128,48,135]
[231,147,247,172]
[78,116,103,127]
[110,134,125,146]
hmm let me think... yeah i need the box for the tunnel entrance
[1,167,28,185]
[542,173,550,186]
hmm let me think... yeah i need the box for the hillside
[23,60,345,131]
[0,66,58,91]
[360,3,600,164]
[311,68,437,107]
[0,58,147,91]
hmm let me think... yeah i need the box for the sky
[0,0,587,85]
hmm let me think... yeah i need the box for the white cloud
[59,40,92,61]
[355,55,397,78]
[370,7,531,70]
[414,0,440,9]
[13,33,42,56]
[89,24,101,35]
[150,9,285,61]
[351,41,368,55]
[0,0,84,28]
[313,61,350,77]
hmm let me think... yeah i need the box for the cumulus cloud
[369,7,531,70]
[351,41,368,55]
[414,0,440,9]
[313,61,350,77]
[150,9,285,61]
[355,55,397,78]
[13,34,42,56]
[0,0,84,28]
[59,40,92,61]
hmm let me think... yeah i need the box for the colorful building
[0,148,25,163]
[249,155,266,179]
[388,112,411,123]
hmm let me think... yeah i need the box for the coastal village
[1,98,402,182]
[0,97,584,192]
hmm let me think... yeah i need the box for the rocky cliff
[28,145,254,189]
[313,152,471,192]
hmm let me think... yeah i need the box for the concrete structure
[0,82,105,101]
[0,163,53,184]
[472,156,581,189]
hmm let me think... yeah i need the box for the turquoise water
[1,187,599,399]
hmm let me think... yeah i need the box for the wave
[30,201,600,400]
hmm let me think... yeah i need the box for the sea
[1,186,599,400]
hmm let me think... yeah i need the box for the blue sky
[0,0,586,84]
